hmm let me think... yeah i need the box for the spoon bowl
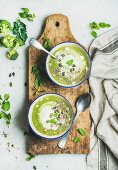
[58,92,91,148]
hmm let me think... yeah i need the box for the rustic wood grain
[28,14,90,154]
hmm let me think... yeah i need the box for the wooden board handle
[39,14,77,45]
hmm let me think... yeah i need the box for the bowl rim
[28,93,74,140]
[46,41,92,88]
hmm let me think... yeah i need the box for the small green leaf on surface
[2,101,10,111]
[91,31,97,38]
[73,137,80,143]
[99,22,111,28]
[105,23,111,27]
[43,38,52,51]
[4,94,9,100]
[26,154,36,161]
[53,112,59,118]
[90,22,100,30]
[0,111,11,125]
[21,8,29,13]
[66,59,73,66]
[77,128,86,136]
[99,22,106,28]
[49,119,57,124]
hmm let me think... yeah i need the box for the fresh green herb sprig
[43,38,52,51]
[73,137,80,143]
[19,8,36,22]
[0,94,11,125]
[89,21,111,38]
[26,154,36,161]
[32,65,45,91]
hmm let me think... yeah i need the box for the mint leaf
[49,119,57,124]
[99,22,111,28]
[26,154,36,161]
[90,22,100,30]
[73,137,80,143]
[105,23,111,27]
[4,94,9,100]
[66,59,73,66]
[77,128,86,136]
[0,112,4,119]
[6,113,11,125]
[0,111,11,125]
[2,101,10,111]
[91,31,97,38]
[99,22,106,28]
[19,12,27,19]
[21,8,29,13]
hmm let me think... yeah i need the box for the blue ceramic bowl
[28,93,74,140]
[46,42,91,88]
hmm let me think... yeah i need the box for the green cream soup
[32,95,73,137]
[47,44,90,86]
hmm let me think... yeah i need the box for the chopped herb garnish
[4,94,9,100]
[43,38,52,51]
[66,59,73,66]
[99,22,111,28]
[77,128,86,136]
[19,8,36,22]
[2,101,10,111]
[73,137,80,143]
[26,154,36,161]
[0,111,11,125]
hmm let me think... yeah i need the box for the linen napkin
[87,27,118,170]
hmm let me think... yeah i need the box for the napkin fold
[87,27,118,170]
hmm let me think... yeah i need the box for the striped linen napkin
[87,27,118,170]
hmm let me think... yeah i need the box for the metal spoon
[29,38,56,59]
[58,93,91,149]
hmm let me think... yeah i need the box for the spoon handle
[58,111,81,149]
[29,38,56,59]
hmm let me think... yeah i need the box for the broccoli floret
[0,20,12,35]
[7,42,19,60]
[2,34,15,48]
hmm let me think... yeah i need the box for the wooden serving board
[28,14,90,154]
